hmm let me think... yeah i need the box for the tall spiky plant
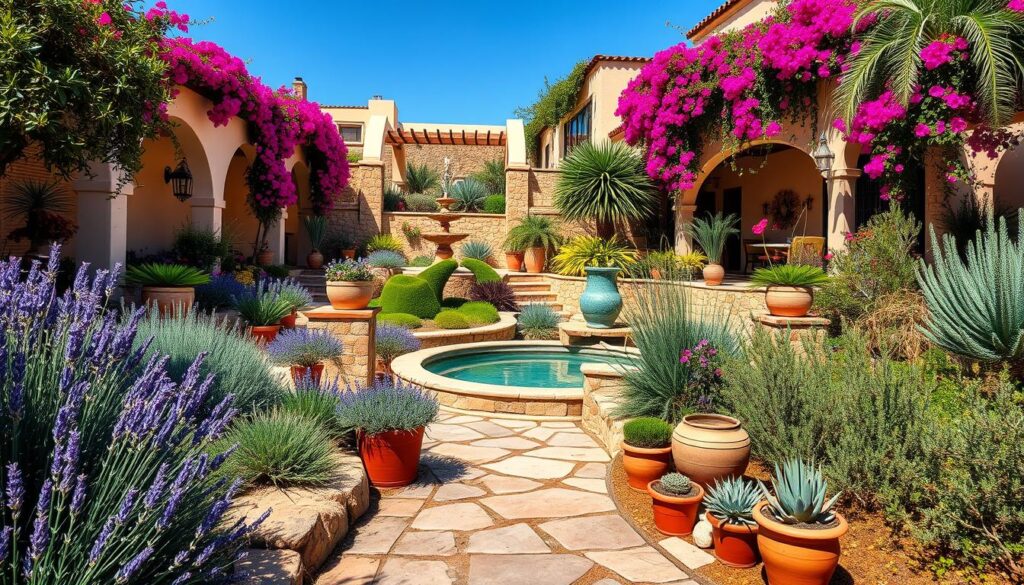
[554,141,657,238]
[683,212,739,264]
[837,0,1024,127]
[404,162,440,194]
[916,211,1024,369]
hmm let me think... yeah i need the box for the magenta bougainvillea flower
[752,218,769,235]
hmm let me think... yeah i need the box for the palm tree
[554,141,657,239]
[837,0,1024,127]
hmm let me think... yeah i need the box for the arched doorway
[222,146,261,262]
[286,161,311,267]
[994,145,1024,212]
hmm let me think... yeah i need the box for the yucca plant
[405,162,440,194]
[366,234,403,254]
[750,264,829,287]
[233,280,293,326]
[759,459,841,525]
[304,215,328,251]
[503,215,562,252]
[706,477,762,526]
[552,236,638,276]
[554,141,657,238]
[683,213,739,264]
[460,240,495,262]
[917,213,1024,367]
[124,262,210,287]
[449,178,489,212]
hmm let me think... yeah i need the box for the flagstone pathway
[315,411,712,585]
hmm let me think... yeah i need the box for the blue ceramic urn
[580,266,623,328]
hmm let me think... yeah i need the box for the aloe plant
[758,459,841,525]
[917,213,1024,365]
[705,477,761,526]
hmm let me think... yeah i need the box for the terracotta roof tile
[584,55,651,76]
[686,0,753,40]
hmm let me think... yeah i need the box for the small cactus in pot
[648,471,704,536]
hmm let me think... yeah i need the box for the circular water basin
[423,348,631,389]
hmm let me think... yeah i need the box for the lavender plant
[268,278,313,311]
[266,329,344,367]
[324,259,374,282]
[374,324,421,367]
[0,249,267,584]
[195,273,251,310]
[336,379,439,436]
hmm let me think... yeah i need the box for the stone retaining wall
[383,212,507,266]
[581,364,630,455]
[413,313,518,349]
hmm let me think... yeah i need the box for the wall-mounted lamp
[164,159,193,202]
[812,132,835,177]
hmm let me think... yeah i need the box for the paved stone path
[315,412,712,585]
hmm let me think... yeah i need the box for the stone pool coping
[391,341,638,419]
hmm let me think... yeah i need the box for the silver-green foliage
[759,459,841,525]
[705,477,761,525]
[214,410,339,487]
[460,240,495,261]
[683,212,739,264]
[554,140,657,226]
[336,379,439,435]
[281,377,345,438]
[658,472,693,496]
[517,304,561,339]
[450,178,489,212]
[917,213,1024,364]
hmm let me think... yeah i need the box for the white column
[674,201,698,254]
[190,197,224,234]
[73,163,133,271]
[266,208,287,264]
[826,168,860,252]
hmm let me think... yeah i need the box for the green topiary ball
[417,259,458,301]
[623,417,674,449]
[458,301,500,325]
[482,194,506,214]
[378,312,423,329]
[461,258,501,284]
[379,275,441,318]
[368,297,382,308]
[434,310,471,330]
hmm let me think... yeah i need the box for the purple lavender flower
[374,324,421,365]
[114,488,139,525]
[6,463,24,513]
[0,526,11,563]
[71,474,88,514]
[89,518,115,564]
[266,328,344,367]
[115,546,153,583]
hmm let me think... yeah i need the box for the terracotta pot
[505,251,525,272]
[249,325,280,345]
[342,249,356,260]
[326,281,374,310]
[648,480,704,536]
[707,512,760,568]
[703,263,725,286]
[290,363,324,386]
[307,250,324,269]
[753,501,848,585]
[279,309,298,329]
[621,441,672,491]
[649,268,663,280]
[358,427,425,487]
[256,250,274,266]
[764,286,814,317]
[524,247,546,273]
[672,413,750,487]
[142,286,194,317]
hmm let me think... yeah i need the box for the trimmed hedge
[483,194,506,214]
[434,310,471,330]
[417,259,458,301]
[461,258,501,284]
[379,275,440,318]
[441,297,468,309]
[458,301,500,325]
[378,312,423,329]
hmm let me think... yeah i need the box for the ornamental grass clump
[517,304,561,340]
[125,262,210,287]
[269,277,313,311]
[552,236,639,276]
[683,213,739,264]
[233,280,293,326]
[366,234,403,254]
[336,379,439,436]
[375,324,422,369]
[366,250,407,269]
[705,477,761,525]
[214,410,339,488]
[449,178,489,212]
[281,376,345,438]
[459,241,495,263]
[0,250,267,584]
[266,329,344,367]
[622,417,674,448]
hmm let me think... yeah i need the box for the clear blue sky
[166,0,724,125]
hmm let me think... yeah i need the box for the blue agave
[758,459,841,525]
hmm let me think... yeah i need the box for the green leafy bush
[379,274,441,318]
[460,241,495,264]
[172,223,232,270]
[471,159,506,195]
[383,185,404,212]
[405,193,440,212]
[622,417,673,448]
[458,301,500,325]
[263,264,291,279]
[405,163,440,194]
[517,304,561,340]
[504,215,562,252]
[417,259,458,301]
[136,308,285,413]
[305,215,328,251]
[441,297,469,309]
[750,264,829,287]
[214,410,338,487]
[552,236,638,276]
[125,263,210,287]
[434,310,471,329]
[379,312,423,329]
[482,194,506,214]
[450,178,489,212]
[366,233,404,253]
[461,257,501,283]
[516,59,588,162]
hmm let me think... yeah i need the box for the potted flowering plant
[704,476,762,568]
[125,263,210,316]
[232,280,293,344]
[754,459,847,585]
[621,417,674,490]
[749,217,829,317]
[336,378,439,487]
[648,472,704,536]
[374,323,421,381]
[324,258,374,309]
[269,278,313,328]
[683,213,739,286]
[266,328,344,384]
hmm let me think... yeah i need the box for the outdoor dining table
[749,242,791,259]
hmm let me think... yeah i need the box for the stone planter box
[413,312,518,349]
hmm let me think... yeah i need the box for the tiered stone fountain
[421,157,468,261]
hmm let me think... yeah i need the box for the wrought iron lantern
[164,159,193,202]
[811,132,835,177]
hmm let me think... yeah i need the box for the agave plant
[366,250,407,269]
[460,240,495,262]
[554,141,657,238]
[516,303,561,340]
[124,263,210,287]
[705,477,762,526]
[405,163,440,194]
[366,234,403,254]
[552,236,638,276]
[917,213,1024,365]
[684,213,739,264]
[758,459,841,525]
[449,179,489,212]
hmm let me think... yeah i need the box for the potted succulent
[375,323,421,381]
[648,472,704,536]
[621,417,674,491]
[325,259,375,310]
[125,263,210,317]
[304,215,328,269]
[749,264,829,317]
[503,215,562,273]
[270,278,313,328]
[754,459,847,585]
[504,246,525,272]
[233,280,293,344]
[266,328,344,385]
[336,378,439,487]
[705,476,762,568]
[683,212,739,286]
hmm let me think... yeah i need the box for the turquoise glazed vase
[580,267,623,328]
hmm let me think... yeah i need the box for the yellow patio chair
[788,236,825,266]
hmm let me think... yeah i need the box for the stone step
[516,300,563,312]
[508,281,551,292]
[506,273,549,283]
[513,291,557,302]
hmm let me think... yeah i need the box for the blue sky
[166,0,724,124]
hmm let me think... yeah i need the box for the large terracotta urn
[524,247,546,273]
[754,502,848,585]
[672,413,750,487]
[579,267,622,328]
[142,286,194,317]
[702,263,725,286]
[764,286,814,317]
[307,250,324,269]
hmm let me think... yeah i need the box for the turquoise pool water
[424,349,632,388]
